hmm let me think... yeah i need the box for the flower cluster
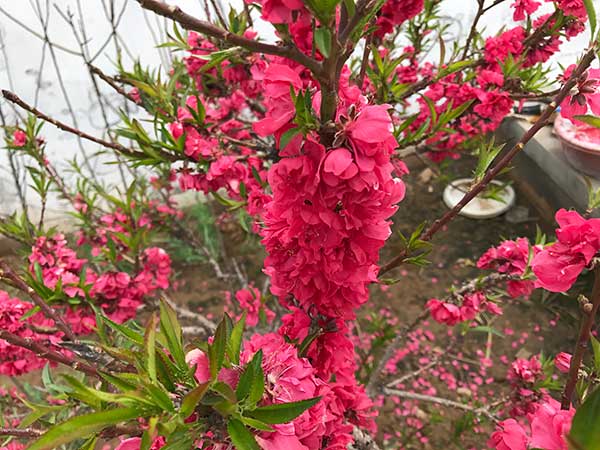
[257,60,405,443]
[560,65,600,121]
[226,285,275,327]
[532,209,600,292]
[426,291,502,326]
[488,398,574,450]
[374,0,425,38]
[29,234,172,336]
[506,355,545,416]
[477,238,538,298]
[0,291,60,376]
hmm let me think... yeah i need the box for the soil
[0,155,589,449]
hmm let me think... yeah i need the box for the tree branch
[0,428,43,438]
[0,261,76,341]
[1,90,180,163]
[134,0,322,75]
[0,329,98,377]
[380,45,599,276]
[383,388,499,423]
[561,267,600,409]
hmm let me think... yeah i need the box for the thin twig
[561,267,600,409]
[366,309,429,396]
[0,428,43,438]
[0,260,76,341]
[383,388,500,423]
[380,45,599,276]
[0,329,97,376]
[134,0,322,75]
[1,90,177,162]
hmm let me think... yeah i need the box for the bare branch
[383,388,500,423]
[1,89,179,162]
[134,0,322,75]
[0,328,98,377]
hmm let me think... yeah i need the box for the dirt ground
[0,155,589,449]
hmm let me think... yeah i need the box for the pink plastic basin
[554,114,600,179]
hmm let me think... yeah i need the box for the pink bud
[554,352,572,374]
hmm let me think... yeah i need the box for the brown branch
[561,267,600,409]
[511,88,561,100]
[461,0,485,60]
[87,64,138,103]
[380,45,598,276]
[0,329,98,377]
[0,261,76,341]
[449,272,519,301]
[134,0,322,75]
[1,90,179,163]
[0,428,43,438]
[339,0,376,44]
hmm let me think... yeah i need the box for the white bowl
[443,178,515,219]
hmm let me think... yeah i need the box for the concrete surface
[498,117,600,220]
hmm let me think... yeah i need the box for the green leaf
[314,28,332,58]
[470,326,504,338]
[245,397,321,424]
[209,318,229,380]
[145,314,158,384]
[279,127,301,151]
[438,60,474,78]
[569,386,600,450]
[158,300,186,369]
[582,0,597,39]
[26,408,141,450]
[227,419,260,450]
[236,350,264,405]
[342,0,355,16]
[228,312,246,365]
[574,115,600,129]
[180,383,210,419]
[591,335,600,374]
[240,417,274,432]
[102,316,144,345]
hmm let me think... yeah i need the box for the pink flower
[508,356,542,384]
[555,0,587,19]
[115,438,142,450]
[528,398,574,450]
[115,437,165,450]
[560,65,600,120]
[242,333,338,448]
[532,209,600,292]
[185,349,211,384]
[473,89,513,119]
[510,0,540,21]
[487,419,528,450]
[554,352,572,374]
[12,130,26,147]
[484,27,525,65]
[253,64,303,138]
[375,0,424,37]
[426,299,462,325]
[128,88,141,104]
[245,0,305,24]
[233,285,275,327]
[323,148,358,179]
